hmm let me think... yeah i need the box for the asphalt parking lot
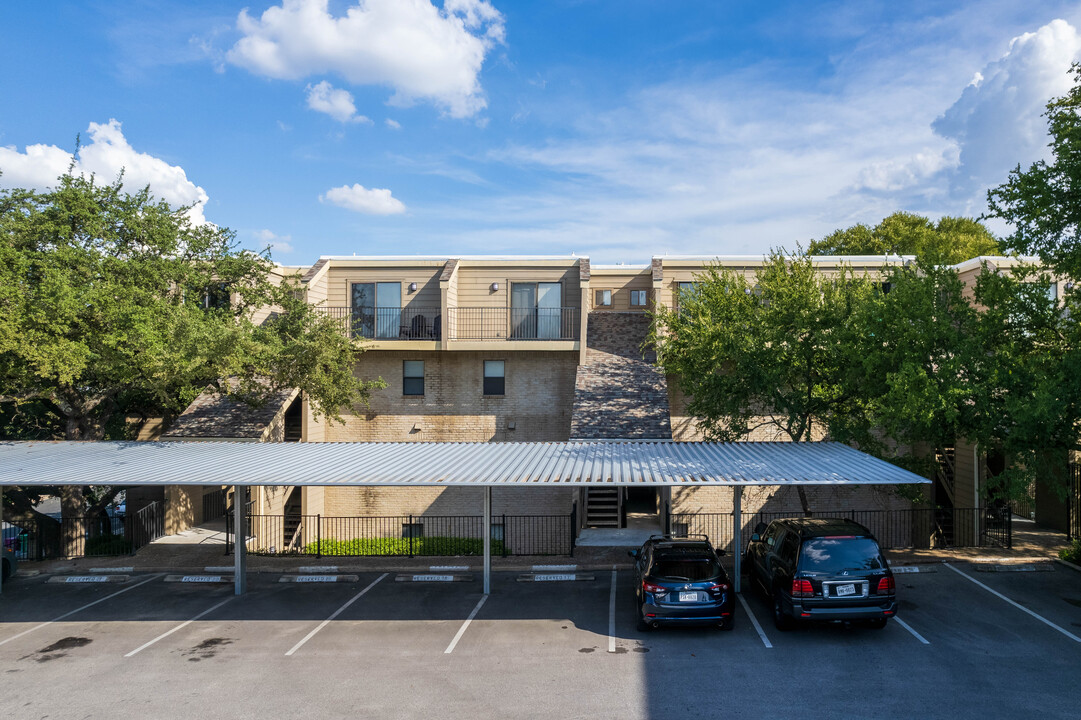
[1,562,1079,720]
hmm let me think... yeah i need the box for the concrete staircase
[571,312,672,527]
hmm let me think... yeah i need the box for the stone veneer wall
[571,312,671,439]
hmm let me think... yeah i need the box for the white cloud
[254,228,294,254]
[305,80,370,123]
[933,19,1081,196]
[320,183,406,215]
[385,118,401,130]
[0,119,209,224]
[227,0,504,118]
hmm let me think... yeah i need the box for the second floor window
[403,360,424,396]
[630,290,647,307]
[595,289,612,307]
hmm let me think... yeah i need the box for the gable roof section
[161,386,299,441]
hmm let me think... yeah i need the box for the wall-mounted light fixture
[507,421,516,431]
[409,282,417,292]
[491,282,500,292]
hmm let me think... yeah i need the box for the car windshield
[650,556,721,582]
[799,538,884,573]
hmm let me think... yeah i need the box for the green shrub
[85,535,133,556]
[1060,539,1081,565]
[301,536,506,557]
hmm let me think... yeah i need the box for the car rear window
[650,556,721,581]
[798,538,884,573]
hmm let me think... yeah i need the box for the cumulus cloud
[320,183,406,214]
[0,119,209,224]
[306,80,370,123]
[385,118,401,130]
[227,0,504,118]
[254,228,294,254]
[933,19,1081,196]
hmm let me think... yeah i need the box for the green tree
[652,252,877,513]
[0,173,383,529]
[809,212,1001,265]
[987,64,1081,281]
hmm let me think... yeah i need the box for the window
[630,290,647,307]
[511,282,563,339]
[677,281,698,302]
[351,282,402,339]
[483,360,505,396]
[595,289,612,307]
[403,360,424,396]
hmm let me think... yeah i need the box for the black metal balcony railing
[448,307,579,341]
[315,306,579,341]
[317,307,443,340]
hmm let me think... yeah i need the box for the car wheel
[718,618,734,632]
[1,559,9,582]
[635,605,650,632]
[868,617,888,630]
[772,592,794,631]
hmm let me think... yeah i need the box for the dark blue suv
[630,535,735,632]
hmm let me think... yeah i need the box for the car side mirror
[753,522,767,535]
[715,548,726,557]
[750,533,761,542]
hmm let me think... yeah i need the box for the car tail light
[707,583,729,594]
[643,581,665,595]
[877,576,895,594]
[791,579,814,597]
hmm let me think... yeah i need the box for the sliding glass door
[351,282,401,339]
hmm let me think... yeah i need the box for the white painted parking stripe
[945,563,1081,643]
[893,616,929,645]
[444,594,489,655]
[285,573,387,657]
[607,567,617,653]
[0,574,161,648]
[124,598,233,657]
[736,593,772,649]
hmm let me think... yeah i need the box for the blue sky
[3,1,1081,265]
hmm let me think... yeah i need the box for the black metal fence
[202,488,227,522]
[447,307,580,341]
[669,506,1012,554]
[1069,464,1081,540]
[5,501,164,560]
[226,512,575,557]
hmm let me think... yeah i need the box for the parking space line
[285,573,388,657]
[736,593,772,649]
[124,597,233,657]
[893,616,930,644]
[945,563,1081,643]
[608,567,617,653]
[444,594,489,655]
[0,574,161,648]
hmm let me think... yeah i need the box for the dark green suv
[745,518,896,631]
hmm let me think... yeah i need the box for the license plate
[836,583,856,597]
[679,591,698,602]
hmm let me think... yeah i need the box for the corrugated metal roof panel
[0,441,930,487]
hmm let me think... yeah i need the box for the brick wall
[314,350,579,443]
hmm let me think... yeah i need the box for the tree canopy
[808,212,1001,265]
[0,172,383,523]
[988,63,1081,281]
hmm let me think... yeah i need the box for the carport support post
[483,486,491,595]
[0,484,4,596]
[234,485,247,596]
[733,486,742,594]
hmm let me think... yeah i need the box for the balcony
[316,306,580,342]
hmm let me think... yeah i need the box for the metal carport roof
[0,440,930,486]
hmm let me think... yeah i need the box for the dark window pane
[650,557,721,581]
[483,376,505,395]
[403,377,424,396]
[799,538,884,572]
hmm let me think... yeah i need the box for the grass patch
[301,536,506,557]
[1060,539,1081,565]
[85,535,133,556]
